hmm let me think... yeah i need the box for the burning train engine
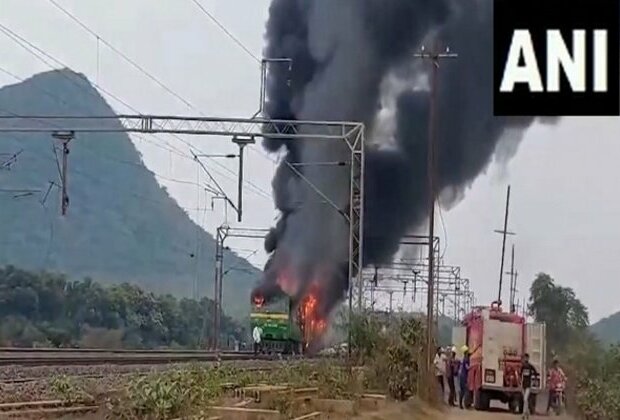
[251,285,328,355]
[250,293,303,355]
[251,255,333,355]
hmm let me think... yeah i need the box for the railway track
[0,347,253,354]
[0,364,288,385]
[0,347,264,367]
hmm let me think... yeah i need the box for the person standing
[458,347,470,409]
[447,350,459,406]
[434,347,447,400]
[520,353,538,419]
[252,324,263,355]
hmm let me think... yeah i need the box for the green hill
[591,311,620,345]
[0,69,261,319]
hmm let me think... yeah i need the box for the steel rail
[0,351,267,367]
[0,347,252,354]
[0,362,315,385]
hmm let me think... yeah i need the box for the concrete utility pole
[52,131,74,216]
[494,186,515,306]
[414,42,457,373]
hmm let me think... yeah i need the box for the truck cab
[452,302,546,413]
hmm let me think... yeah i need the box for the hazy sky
[1,0,618,322]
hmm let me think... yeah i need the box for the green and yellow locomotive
[250,296,304,354]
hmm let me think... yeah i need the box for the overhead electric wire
[0,67,233,195]
[0,22,263,198]
[3,118,211,212]
[438,205,449,259]
[188,4,335,208]
[0,22,135,113]
[186,0,286,171]
[189,0,261,64]
[192,152,238,211]
[2,141,210,214]
[46,0,198,111]
[0,25,272,201]
[223,249,260,276]
[0,66,188,160]
[40,1,277,197]
[0,21,271,274]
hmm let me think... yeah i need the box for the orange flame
[253,294,265,308]
[298,285,327,348]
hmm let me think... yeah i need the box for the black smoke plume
[252,0,558,316]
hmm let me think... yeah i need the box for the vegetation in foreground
[19,269,619,419]
[528,273,620,419]
[38,315,426,419]
[45,362,357,419]
[0,266,244,349]
[349,312,427,400]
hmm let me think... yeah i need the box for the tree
[0,266,244,349]
[527,273,620,418]
[528,272,589,353]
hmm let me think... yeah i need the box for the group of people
[434,345,568,416]
[433,345,471,408]
[517,353,568,416]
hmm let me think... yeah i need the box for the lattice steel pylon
[0,114,367,337]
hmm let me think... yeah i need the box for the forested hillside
[591,311,620,345]
[0,69,261,319]
[0,266,244,348]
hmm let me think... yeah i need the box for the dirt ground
[354,399,574,420]
[441,407,572,420]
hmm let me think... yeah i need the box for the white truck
[452,302,547,413]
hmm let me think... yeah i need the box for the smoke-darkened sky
[254,0,559,316]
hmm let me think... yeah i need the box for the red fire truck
[452,302,546,413]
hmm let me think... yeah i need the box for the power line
[189,0,261,64]
[437,205,448,260]
[0,22,135,112]
[0,27,272,201]
[46,0,199,111]
[0,70,226,195]
[41,1,279,178]
[1,59,271,283]
[1,62,192,161]
[183,2,283,169]
[4,144,210,214]
[0,148,22,170]
[192,152,238,212]
[1,15,276,264]
[2,184,223,270]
